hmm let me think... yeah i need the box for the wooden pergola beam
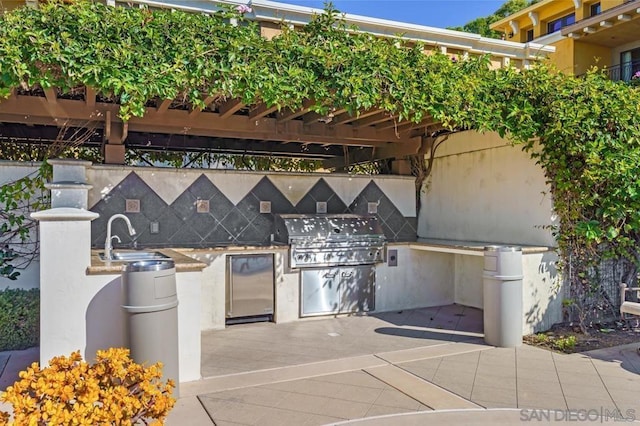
[189,95,218,117]
[249,103,279,120]
[376,119,413,132]
[353,112,394,128]
[331,108,382,125]
[85,86,96,108]
[218,98,245,119]
[303,108,348,125]
[44,87,57,105]
[0,95,421,149]
[156,99,172,114]
[277,99,314,123]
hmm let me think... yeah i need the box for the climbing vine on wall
[0,1,640,326]
[0,162,50,280]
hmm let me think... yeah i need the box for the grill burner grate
[274,214,386,268]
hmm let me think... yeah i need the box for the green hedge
[0,288,39,351]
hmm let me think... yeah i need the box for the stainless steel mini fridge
[226,254,274,319]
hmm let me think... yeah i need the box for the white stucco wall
[521,251,562,333]
[375,245,454,312]
[0,161,42,290]
[448,249,561,334]
[419,131,556,247]
[453,254,484,310]
[35,208,202,383]
[41,264,202,383]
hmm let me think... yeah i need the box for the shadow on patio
[200,304,483,378]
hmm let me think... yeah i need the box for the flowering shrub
[0,348,175,425]
[631,70,640,86]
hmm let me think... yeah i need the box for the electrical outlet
[367,202,378,214]
[150,222,159,234]
[388,249,398,267]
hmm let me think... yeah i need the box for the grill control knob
[325,253,332,261]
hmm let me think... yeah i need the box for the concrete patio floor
[173,305,640,425]
[2,305,639,424]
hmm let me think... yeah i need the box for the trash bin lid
[125,259,175,272]
[484,245,522,252]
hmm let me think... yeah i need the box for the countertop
[87,248,207,275]
[396,238,555,256]
[176,244,289,254]
[87,244,289,275]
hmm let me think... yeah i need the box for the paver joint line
[364,364,481,411]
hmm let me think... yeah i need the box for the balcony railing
[604,60,640,82]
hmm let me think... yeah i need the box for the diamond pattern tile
[296,178,348,214]
[91,172,416,247]
[349,181,417,242]
[220,208,251,238]
[252,177,295,214]
[91,172,168,247]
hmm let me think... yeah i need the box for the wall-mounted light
[507,32,514,38]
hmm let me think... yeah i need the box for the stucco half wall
[416,130,562,333]
[419,130,556,248]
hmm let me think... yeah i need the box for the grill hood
[273,214,385,243]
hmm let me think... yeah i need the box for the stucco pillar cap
[48,158,93,167]
[31,208,99,222]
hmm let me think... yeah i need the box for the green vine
[0,1,490,124]
[0,162,51,280]
[0,1,639,328]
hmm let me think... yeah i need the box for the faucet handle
[110,235,121,245]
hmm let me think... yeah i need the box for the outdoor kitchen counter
[87,248,207,275]
[405,238,555,255]
[176,244,289,254]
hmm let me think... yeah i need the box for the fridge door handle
[228,259,233,316]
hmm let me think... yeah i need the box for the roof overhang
[127,0,554,60]
[561,1,640,46]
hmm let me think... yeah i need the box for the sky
[273,0,506,29]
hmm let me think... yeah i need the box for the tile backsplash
[90,171,417,248]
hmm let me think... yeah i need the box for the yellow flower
[0,348,176,425]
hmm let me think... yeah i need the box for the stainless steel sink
[99,251,171,262]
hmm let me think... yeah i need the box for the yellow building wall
[574,41,612,75]
[498,0,575,41]
[548,38,575,74]
[495,0,628,41]
[1,1,26,12]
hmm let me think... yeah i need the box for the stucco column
[32,159,99,365]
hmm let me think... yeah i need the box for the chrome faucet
[104,214,136,260]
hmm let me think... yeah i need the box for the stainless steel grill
[273,214,387,317]
[273,214,386,268]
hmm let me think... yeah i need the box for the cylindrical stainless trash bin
[483,246,523,348]
[122,260,179,397]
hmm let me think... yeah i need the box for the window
[546,13,575,33]
[620,47,640,81]
[526,29,534,42]
[590,2,601,17]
